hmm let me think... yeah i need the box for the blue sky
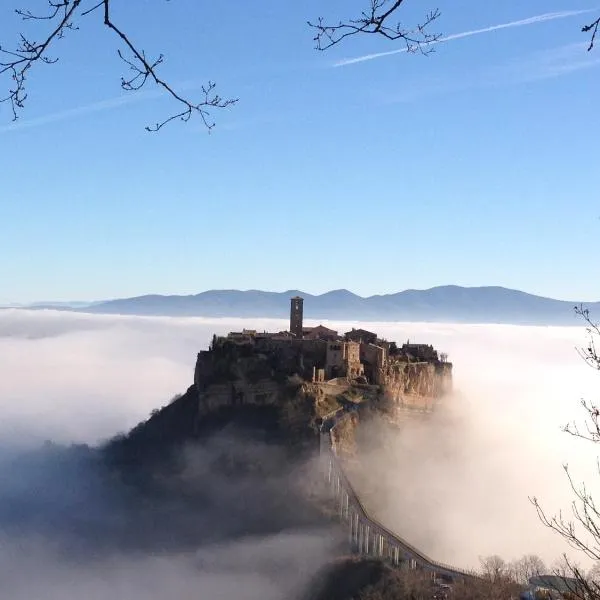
[1,0,599,303]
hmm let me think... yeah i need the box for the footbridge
[319,407,474,582]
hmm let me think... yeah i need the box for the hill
[25,286,600,325]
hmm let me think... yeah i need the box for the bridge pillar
[357,521,364,554]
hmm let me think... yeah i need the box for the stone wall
[195,339,328,390]
[361,343,386,382]
[326,342,345,378]
[345,341,363,378]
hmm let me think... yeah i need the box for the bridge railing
[320,407,474,580]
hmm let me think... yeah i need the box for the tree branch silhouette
[309,2,600,56]
[530,306,600,599]
[0,0,237,131]
[583,16,600,51]
[308,0,441,53]
[1,2,598,131]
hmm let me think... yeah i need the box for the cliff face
[194,346,451,415]
[379,360,452,414]
[193,346,328,448]
[190,343,452,460]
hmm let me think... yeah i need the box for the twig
[308,0,441,54]
[583,17,600,51]
[0,0,237,131]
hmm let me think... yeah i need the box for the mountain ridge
[10,285,599,326]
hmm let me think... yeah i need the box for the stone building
[325,340,364,379]
[345,328,378,345]
[218,296,450,392]
[360,343,387,383]
[401,343,438,362]
[303,325,339,341]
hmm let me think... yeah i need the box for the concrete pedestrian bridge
[319,406,473,582]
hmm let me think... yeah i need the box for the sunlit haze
[0,310,597,572]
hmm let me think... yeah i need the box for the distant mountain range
[10,286,599,326]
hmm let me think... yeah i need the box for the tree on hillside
[509,554,547,585]
[449,557,523,600]
[531,306,600,599]
[1,1,598,132]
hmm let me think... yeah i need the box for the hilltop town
[222,296,449,383]
[193,297,452,431]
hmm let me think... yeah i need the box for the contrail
[0,80,198,134]
[333,8,598,67]
[0,94,150,134]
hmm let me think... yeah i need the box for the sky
[1,0,599,303]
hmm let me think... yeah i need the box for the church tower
[290,296,304,339]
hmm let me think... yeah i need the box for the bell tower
[290,296,304,339]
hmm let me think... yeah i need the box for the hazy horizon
[3,283,600,307]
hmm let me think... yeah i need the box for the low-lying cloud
[0,308,598,592]
[332,320,600,571]
[0,309,341,598]
[0,530,333,600]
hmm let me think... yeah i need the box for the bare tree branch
[1,1,80,120]
[308,0,441,54]
[574,304,600,371]
[531,463,600,563]
[2,2,598,131]
[531,306,600,599]
[0,0,237,131]
[583,16,600,51]
[309,2,599,58]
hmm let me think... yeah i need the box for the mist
[0,309,341,599]
[333,320,600,571]
[0,308,598,592]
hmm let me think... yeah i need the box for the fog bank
[0,309,598,577]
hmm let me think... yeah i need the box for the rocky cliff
[102,338,452,475]
[378,359,452,415]
[187,342,452,459]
